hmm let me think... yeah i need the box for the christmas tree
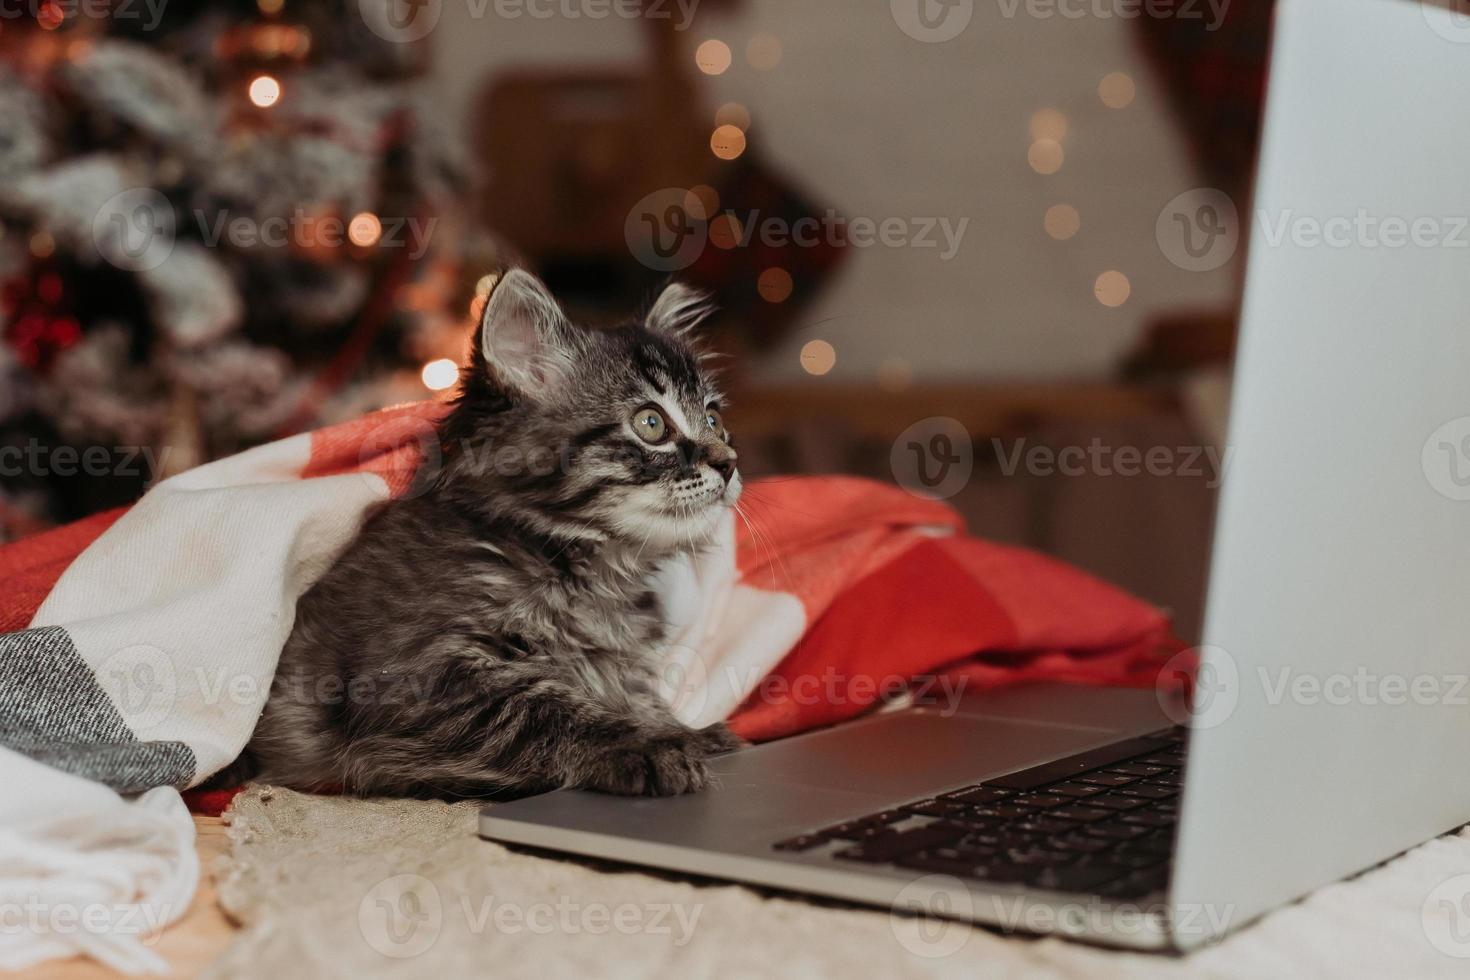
[0,0,476,538]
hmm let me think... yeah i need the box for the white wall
[427,0,1236,382]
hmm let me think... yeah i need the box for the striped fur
[239,271,743,797]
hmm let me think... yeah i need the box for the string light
[1029,108,1067,142]
[757,267,793,303]
[421,358,459,391]
[800,340,836,376]
[746,33,782,70]
[714,102,751,131]
[1094,271,1131,307]
[709,213,743,248]
[684,185,719,220]
[248,74,282,108]
[710,124,746,161]
[1099,72,1136,109]
[1028,139,1063,175]
[347,212,382,247]
[694,40,732,76]
[1044,204,1080,240]
[258,0,284,12]
[37,1,63,30]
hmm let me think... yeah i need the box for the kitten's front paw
[694,722,746,756]
[578,731,713,796]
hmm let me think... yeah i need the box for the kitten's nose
[708,454,737,485]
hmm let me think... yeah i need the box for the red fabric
[0,403,1182,814]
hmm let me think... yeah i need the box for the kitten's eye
[705,408,723,432]
[632,406,669,444]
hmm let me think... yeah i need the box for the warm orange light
[695,40,732,76]
[421,358,459,391]
[684,185,720,220]
[1029,108,1067,142]
[1028,139,1063,175]
[709,213,743,249]
[348,212,382,247]
[37,1,64,29]
[800,340,836,376]
[714,102,751,131]
[1044,204,1081,240]
[757,267,793,303]
[248,75,282,108]
[710,124,746,161]
[1094,271,1132,307]
[746,33,782,71]
[1099,72,1136,109]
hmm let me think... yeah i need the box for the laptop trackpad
[709,710,1140,801]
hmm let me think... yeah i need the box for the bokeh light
[695,40,732,75]
[248,74,282,108]
[421,358,459,391]
[800,339,836,376]
[714,102,751,131]
[1029,108,1068,142]
[758,267,793,303]
[1099,72,1137,109]
[1028,139,1064,175]
[1044,204,1080,240]
[347,212,381,247]
[747,33,783,70]
[1094,270,1131,307]
[710,124,747,161]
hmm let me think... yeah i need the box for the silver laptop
[481,0,1470,950]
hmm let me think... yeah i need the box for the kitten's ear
[476,269,577,396]
[645,281,714,337]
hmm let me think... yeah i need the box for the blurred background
[0,0,1274,641]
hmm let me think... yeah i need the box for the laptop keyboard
[772,727,1187,899]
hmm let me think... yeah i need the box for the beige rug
[203,786,1470,978]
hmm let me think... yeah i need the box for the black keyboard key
[833,824,965,863]
[1102,850,1168,870]
[1119,811,1176,829]
[773,834,825,851]
[1049,782,1107,798]
[1117,784,1175,800]
[1084,822,1153,840]
[823,823,901,841]
[900,798,963,817]
[1011,817,1076,836]
[1048,805,1113,823]
[1106,763,1168,778]
[1011,793,1069,809]
[1076,772,1139,788]
[967,804,1035,820]
[980,736,1175,791]
[1052,834,1112,854]
[1032,864,1123,893]
[1086,793,1148,811]
[940,786,1013,806]
[893,850,984,876]
[1137,754,1186,767]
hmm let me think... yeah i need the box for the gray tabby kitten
[239,270,744,797]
